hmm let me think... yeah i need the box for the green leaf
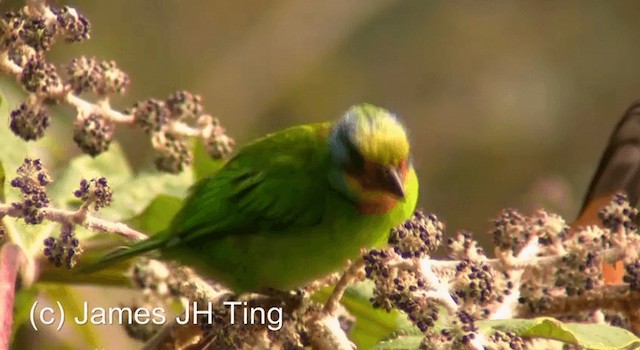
[11,287,38,345]
[375,315,640,349]
[314,281,404,350]
[126,194,183,234]
[47,141,192,222]
[41,284,100,349]
[47,143,133,208]
[192,138,225,181]
[101,169,191,221]
[374,335,423,350]
[479,317,640,350]
[342,281,403,349]
[0,88,32,204]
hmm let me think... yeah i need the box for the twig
[515,285,640,318]
[0,54,204,139]
[307,313,355,350]
[324,259,364,315]
[419,259,459,314]
[0,204,148,241]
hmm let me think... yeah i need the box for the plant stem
[0,244,26,349]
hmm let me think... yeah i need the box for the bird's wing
[573,101,640,285]
[579,100,640,214]
[170,123,333,243]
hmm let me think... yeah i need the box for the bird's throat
[357,193,400,215]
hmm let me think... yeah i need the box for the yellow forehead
[349,105,410,165]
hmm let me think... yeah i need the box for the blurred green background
[3,0,640,348]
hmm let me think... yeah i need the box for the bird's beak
[384,167,405,200]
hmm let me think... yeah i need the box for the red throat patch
[357,194,400,215]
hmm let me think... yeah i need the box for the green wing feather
[82,123,334,273]
[169,122,333,243]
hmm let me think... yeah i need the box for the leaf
[314,281,404,350]
[374,335,424,350]
[480,317,640,350]
[192,138,225,181]
[100,169,191,221]
[126,194,183,234]
[374,315,640,349]
[47,141,192,222]
[11,287,38,345]
[342,281,404,349]
[41,284,100,349]
[0,88,32,203]
[47,143,133,208]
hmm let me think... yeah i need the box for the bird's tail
[78,234,167,274]
[574,100,640,284]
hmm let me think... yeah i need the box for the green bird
[85,103,419,293]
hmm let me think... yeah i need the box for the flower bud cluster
[73,177,113,211]
[65,57,129,96]
[492,208,530,253]
[43,222,81,268]
[447,230,486,261]
[1,4,232,171]
[0,5,89,55]
[10,158,51,224]
[364,211,446,334]
[72,113,115,156]
[388,211,443,258]
[10,100,50,141]
[130,91,234,172]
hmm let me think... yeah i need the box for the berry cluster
[529,210,568,247]
[599,192,638,232]
[128,259,316,349]
[452,259,496,310]
[554,226,605,297]
[1,3,234,172]
[19,56,62,95]
[10,158,51,224]
[487,330,525,350]
[388,211,443,258]
[73,177,113,211]
[151,130,192,173]
[130,91,235,173]
[72,113,116,156]
[517,281,553,314]
[434,311,480,348]
[624,260,640,291]
[65,57,129,96]
[9,100,50,141]
[491,208,530,253]
[0,5,89,54]
[43,223,81,268]
[447,230,486,261]
[363,211,447,334]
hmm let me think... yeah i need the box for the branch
[516,285,640,318]
[307,313,355,350]
[0,204,147,241]
[324,259,364,315]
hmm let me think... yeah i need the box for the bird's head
[329,103,412,207]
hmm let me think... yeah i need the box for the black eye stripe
[338,126,364,174]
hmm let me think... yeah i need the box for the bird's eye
[339,132,365,174]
